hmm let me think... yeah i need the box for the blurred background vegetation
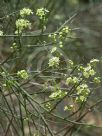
[0,0,102,136]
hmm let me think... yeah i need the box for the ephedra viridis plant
[0,7,102,136]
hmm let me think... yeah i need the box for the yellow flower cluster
[15,19,31,34]
[48,56,60,67]
[20,8,33,17]
[17,70,29,79]
[66,76,79,85]
[36,8,49,20]
[49,89,67,99]
[76,84,90,102]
